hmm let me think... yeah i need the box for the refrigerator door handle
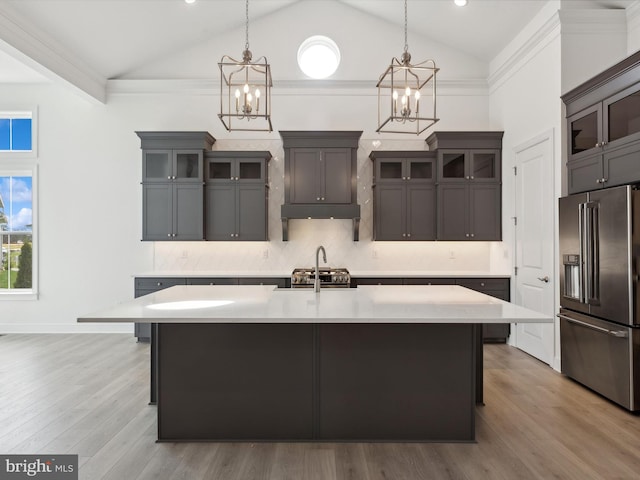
[557,314,629,338]
[584,202,600,305]
[579,202,587,304]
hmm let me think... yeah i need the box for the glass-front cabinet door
[375,158,404,183]
[569,104,602,161]
[174,150,203,182]
[604,82,640,148]
[237,158,265,183]
[407,158,435,183]
[469,150,500,182]
[439,150,466,181]
[143,150,172,182]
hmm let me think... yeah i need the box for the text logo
[0,455,77,480]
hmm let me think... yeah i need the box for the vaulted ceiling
[0,0,635,103]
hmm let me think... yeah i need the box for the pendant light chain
[245,0,250,51]
[404,0,408,53]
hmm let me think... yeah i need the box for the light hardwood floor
[0,334,639,480]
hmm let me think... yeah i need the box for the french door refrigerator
[559,184,640,411]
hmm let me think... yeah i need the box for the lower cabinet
[133,276,289,340]
[352,276,510,342]
[134,277,187,341]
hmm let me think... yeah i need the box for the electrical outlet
[449,250,456,259]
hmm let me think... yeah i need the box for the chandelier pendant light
[376,0,439,135]
[218,0,273,132]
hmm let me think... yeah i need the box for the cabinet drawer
[186,278,238,285]
[238,278,288,288]
[135,277,186,290]
[352,278,403,286]
[404,278,455,285]
[456,278,509,292]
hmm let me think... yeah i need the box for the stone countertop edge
[133,271,512,278]
[79,285,551,324]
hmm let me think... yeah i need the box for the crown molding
[107,78,489,98]
[0,3,106,104]
[558,8,627,34]
[488,12,561,93]
[627,1,640,32]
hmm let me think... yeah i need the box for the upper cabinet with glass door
[437,149,500,183]
[568,82,640,162]
[563,51,640,192]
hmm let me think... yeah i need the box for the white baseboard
[0,323,132,334]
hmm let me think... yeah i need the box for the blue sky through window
[0,176,33,231]
[0,116,32,151]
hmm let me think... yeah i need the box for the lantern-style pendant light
[218,0,273,132]
[376,0,439,135]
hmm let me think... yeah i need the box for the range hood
[280,131,362,241]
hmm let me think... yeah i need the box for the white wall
[0,74,497,333]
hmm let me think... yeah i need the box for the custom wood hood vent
[280,131,362,241]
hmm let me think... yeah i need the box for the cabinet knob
[157,282,162,286]
[321,197,325,201]
[236,177,239,181]
[595,142,601,148]
[402,176,407,180]
[167,176,172,180]
[470,233,475,238]
[596,179,602,184]
[466,233,470,237]
[480,282,485,287]
[601,177,607,183]
[602,141,608,146]
[466,176,470,180]
[402,233,406,237]
[470,176,474,180]
[407,177,411,180]
[407,233,411,237]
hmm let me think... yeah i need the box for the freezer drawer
[559,309,639,411]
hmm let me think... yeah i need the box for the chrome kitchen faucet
[315,245,327,293]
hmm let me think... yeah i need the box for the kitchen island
[78,285,551,442]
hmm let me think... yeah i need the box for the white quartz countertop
[78,285,550,324]
[133,271,510,278]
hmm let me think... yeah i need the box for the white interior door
[513,131,555,365]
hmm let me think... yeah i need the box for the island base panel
[157,323,314,441]
[157,323,476,441]
[319,324,475,441]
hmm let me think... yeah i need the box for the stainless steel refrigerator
[559,184,640,411]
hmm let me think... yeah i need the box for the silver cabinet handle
[321,197,325,201]
[538,276,550,283]
[470,175,474,180]
[601,178,607,183]
[402,233,406,237]
[557,314,628,338]
[402,176,407,180]
[157,282,162,286]
[407,233,411,237]
[465,233,470,237]
[470,233,475,238]
[167,233,171,237]
[595,142,601,148]
[407,177,411,180]
[316,197,320,201]
[596,178,602,184]
[167,176,172,180]
[465,176,470,180]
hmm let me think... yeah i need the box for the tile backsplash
[152,137,509,274]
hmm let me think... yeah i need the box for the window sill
[0,291,38,300]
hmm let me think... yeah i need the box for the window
[0,112,33,152]
[0,174,34,293]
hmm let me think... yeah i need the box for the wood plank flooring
[1,334,639,480]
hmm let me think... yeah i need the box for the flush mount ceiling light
[218,0,273,132]
[376,0,439,135]
[454,0,468,6]
[297,35,341,79]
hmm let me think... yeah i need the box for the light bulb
[235,89,240,99]
[401,95,407,105]
[247,93,253,102]
[415,91,421,100]
[405,86,411,97]
[243,84,249,94]
[392,90,398,100]
[255,89,261,98]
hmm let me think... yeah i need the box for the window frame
[0,161,38,300]
[0,107,38,160]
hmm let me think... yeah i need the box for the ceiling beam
[0,4,106,104]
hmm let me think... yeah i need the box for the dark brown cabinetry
[562,51,640,194]
[351,276,510,342]
[280,131,362,241]
[370,152,437,241]
[204,151,271,241]
[137,132,215,241]
[426,132,503,241]
[134,277,187,342]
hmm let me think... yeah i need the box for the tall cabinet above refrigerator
[559,184,640,411]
